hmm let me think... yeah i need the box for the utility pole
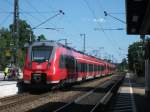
[12,0,19,66]
[80,34,86,54]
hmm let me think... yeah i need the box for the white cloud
[93,18,105,23]
[82,17,105,23]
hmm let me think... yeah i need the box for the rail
[53,75,124,112]
[90,75,124,112]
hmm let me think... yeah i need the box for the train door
[59,55,67,79]
[65,56,77,82]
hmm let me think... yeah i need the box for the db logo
[37,65,42,69]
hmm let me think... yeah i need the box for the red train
[23,41,116,88]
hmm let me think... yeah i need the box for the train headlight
[33,74,41,83]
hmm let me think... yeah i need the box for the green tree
[9,19,37,67]
[0,28,12,69]
[118,58,128,72]
[10,19,35,48]
[0,19,48,68]
[128,41,144,76]
[37,34,47,41]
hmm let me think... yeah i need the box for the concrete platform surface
[0,81,18,98]
[107,72,150,112]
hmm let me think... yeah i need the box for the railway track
[52,75,124,112]
[0,74,121,112]
[27,74,124,112]
[0,92,52,111]
[0,92,29,104]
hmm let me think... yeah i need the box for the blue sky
[0,0,140,62]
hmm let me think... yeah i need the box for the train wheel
[58,80,65,89]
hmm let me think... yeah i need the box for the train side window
[94,65,96,71]
[92,64,94,72]
[101,65,104,71]
[65,56,76,72]
[96,65,98,71]
[81,63,84,72]
[87,64,89,72]
[91,64,93,72]
[103,65,106,71]
[98,65,100,71]
[59,55,66,68]
[84,63,87,72]
[99,65,102,71]
[71,56,76,72]
[89,64,92,72]
[89,64,94,72]
[80,63,86,72]
[77,63,81,72]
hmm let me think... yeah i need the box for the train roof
[25,40,115,66]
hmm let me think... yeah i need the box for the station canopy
[126,0,150,35]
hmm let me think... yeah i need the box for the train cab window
[31,46,53,62]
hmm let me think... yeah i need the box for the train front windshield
[31,46,53,62]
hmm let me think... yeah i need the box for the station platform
[0,81,18,98]
[0,71,23,98]
[107,73,150,112]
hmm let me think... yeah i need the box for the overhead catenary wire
[4,0,42,26]
[96,0,127,58]
[0,13,12,27]
[25,0,46,20]
[3,0,68,45]
[96,0,128,61]
[20,14,34,27]
[4,0,58,30]
[5,0,40,23]
[96,0,128,52]
[32,10,64,29]
[25,0,59,30]
[55,9,85,48]
[83,0,120,57]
